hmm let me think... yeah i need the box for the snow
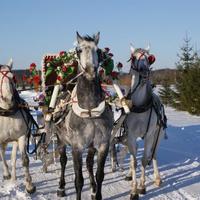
[0,91,200,200]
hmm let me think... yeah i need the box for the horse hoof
[125,176,132,181]
[57,189,66,197]
[26,186,36,194]
[138,188,146,194]
[91,194,96,200]
[154,179,162,187]
[3,174,11,180]
[112,168,117,172]
[130,193,139,200]
[119,167,124,172]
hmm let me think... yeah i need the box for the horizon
[1,0,200,71]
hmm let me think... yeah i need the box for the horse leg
[124,159,132,181]
[138,154,148,195]
[57,145,67,197]
[153,155,162,187]
[72,148,83,200]
[95,143,109,200]
[128,138,139,200]
[0,143,11,180]
[125,141,137,181]
[148,127,163,187]
[86,146,97,199]
[118,145,128,171]
[110,142,118,172]
[18,136,36,194]
[11,141,18,181]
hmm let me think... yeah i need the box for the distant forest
[13,68,177,88]
[151,68,177,85]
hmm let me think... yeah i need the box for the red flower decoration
[62,66,67,72]
[148,55,156,65]
[30,63,36,72]
[28,78,33,84]
[59,51,66,56]
[46,58,53,63]
[22,74,27,81]
[108,53,113,57]
[33,75,41,84]
[104,47,110,53]
[117,62,123,68]
[111,71,119,78]
[57,76,62,81]
[99,69,104,76]
[30,63,36,68]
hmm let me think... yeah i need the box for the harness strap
[142,105,153,139]
[130,98,153,113]
[127,75,141,99]
[148,123,162,165]
[0,106,18,116]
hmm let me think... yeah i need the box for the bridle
[0,65,15,100]
[130,50,150,74]
[75,45,103,74]
[129,49,155,94]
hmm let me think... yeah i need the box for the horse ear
[145,44,150,52]
[94,32,100,45]
[7,58,13,69]
[76,31,83,44]
[130,43,135,54]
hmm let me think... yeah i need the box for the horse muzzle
[83,63,97,80]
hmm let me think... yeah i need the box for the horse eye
[78,49,82,53]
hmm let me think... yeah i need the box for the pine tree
[158,79,174,106]
[173,34,200,115]
[176,34,195,70]
[186,58,200,114]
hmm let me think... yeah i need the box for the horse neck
[76,75,103,109]
[130,70,152,106]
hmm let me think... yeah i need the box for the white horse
[53,32,113,200]
[0,60,36,193]
[112,46,167,200]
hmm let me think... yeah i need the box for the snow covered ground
[0,91,200,200]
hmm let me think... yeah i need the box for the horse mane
[134,48,149,54]
[82,35,95,42]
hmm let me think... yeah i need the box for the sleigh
[41,51,132,114]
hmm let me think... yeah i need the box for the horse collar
[71,85,106,118]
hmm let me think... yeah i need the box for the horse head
[76,32,100,80]
[129,44,155,78]
[0,58,16,110]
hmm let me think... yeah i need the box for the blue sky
[0,0,200,70]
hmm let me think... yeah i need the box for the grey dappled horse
[0,60,36,193]
[111,46,166,200]
[55,32,113,200]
